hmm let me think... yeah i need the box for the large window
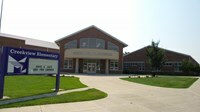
[64,59,73,69]
[138,63,145,71]
[164,62,182,72]
[108,42,119,52]
[96,39,105,49]
[80,38,105,49]
[174,62,182,72]
[64,40,77,49]
[124,62,145,71]
[110,60,118,70]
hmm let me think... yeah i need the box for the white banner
[28,58,58,74]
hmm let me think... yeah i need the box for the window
[108,42,119,51]
[64,40,77,49]
[174,62,182,72]
[164,62,182,72]
[110,60,118,70]
[138,63,145,71]
[80,38,105,49]
[80,38,89,48]
[123,62,145,71]
[64,59,73,69]
[164,62,173,66]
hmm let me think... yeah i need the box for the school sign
[0,47,60,98]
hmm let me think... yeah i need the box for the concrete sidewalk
[0,75,200,112]
[0,87,91,105]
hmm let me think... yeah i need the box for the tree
[181,60,200,75]
[181,60,194,73]
[123,52,130,55]
[146,41,165,76]
[193,64,200,75]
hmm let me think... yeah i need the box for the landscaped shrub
[123,69,130,74]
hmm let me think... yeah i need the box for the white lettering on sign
[9,49,58,59]
[10,49,36,56]
[36,52,58,58]
[28,58,58,74]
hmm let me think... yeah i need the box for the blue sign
[5,47,59,75]
[0,46,6,98]
[0,47,60,98]
[0,46,2,73]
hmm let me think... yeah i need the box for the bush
[181,60,200,75]
[123,69,130,74]
[193,64,200,75]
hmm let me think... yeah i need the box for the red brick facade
[123,46,199,74]
[56,26,127,74]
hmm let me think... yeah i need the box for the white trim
[110,60,118,71]
[64,59,73,69]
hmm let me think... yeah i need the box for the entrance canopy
[64,48,119,60]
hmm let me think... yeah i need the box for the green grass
[3,75,87,99]
[121,76,198,88]
[0,89,107,109]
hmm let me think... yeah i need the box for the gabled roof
[124,46,199,64]
[55,25,128,47]
[0,33,59,49]
[124,46,190,57]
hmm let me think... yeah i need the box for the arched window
[80,38,105,49]
[108,42,119,51]
[64,40,77,49]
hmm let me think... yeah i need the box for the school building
[0,26,199,74]
[55,25,127,74]
[123,46,199,74]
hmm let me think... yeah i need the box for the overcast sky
[1,0,200,63]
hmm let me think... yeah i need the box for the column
[105,59,109,74]
[75,58,79,73]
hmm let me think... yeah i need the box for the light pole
[0,0,4,32]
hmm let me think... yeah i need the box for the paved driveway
[1,75,200,112]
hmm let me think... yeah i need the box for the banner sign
[5,47,59,75]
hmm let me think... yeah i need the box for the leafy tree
[123,52,130,55]
[193,64,200,75]
[181,60,193,73]
[146,41,165,76]
[181,60,200,75]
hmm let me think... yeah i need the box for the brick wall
[124,46,199,74]
[56,26,126,74]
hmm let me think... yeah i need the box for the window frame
[64,59,73,69]
[64,40,77,49]
[174,62,182,72]
[80,38,105,49]
[110,60,118,71]
[108,42,119,52]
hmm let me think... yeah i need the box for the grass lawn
[121,76,198,88]
[3,75,87,99]
[0,88,107,109]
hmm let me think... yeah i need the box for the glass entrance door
[87,63,96,73]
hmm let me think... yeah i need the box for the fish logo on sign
[7,55,27,74]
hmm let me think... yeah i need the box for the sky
[1,0,200,63]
